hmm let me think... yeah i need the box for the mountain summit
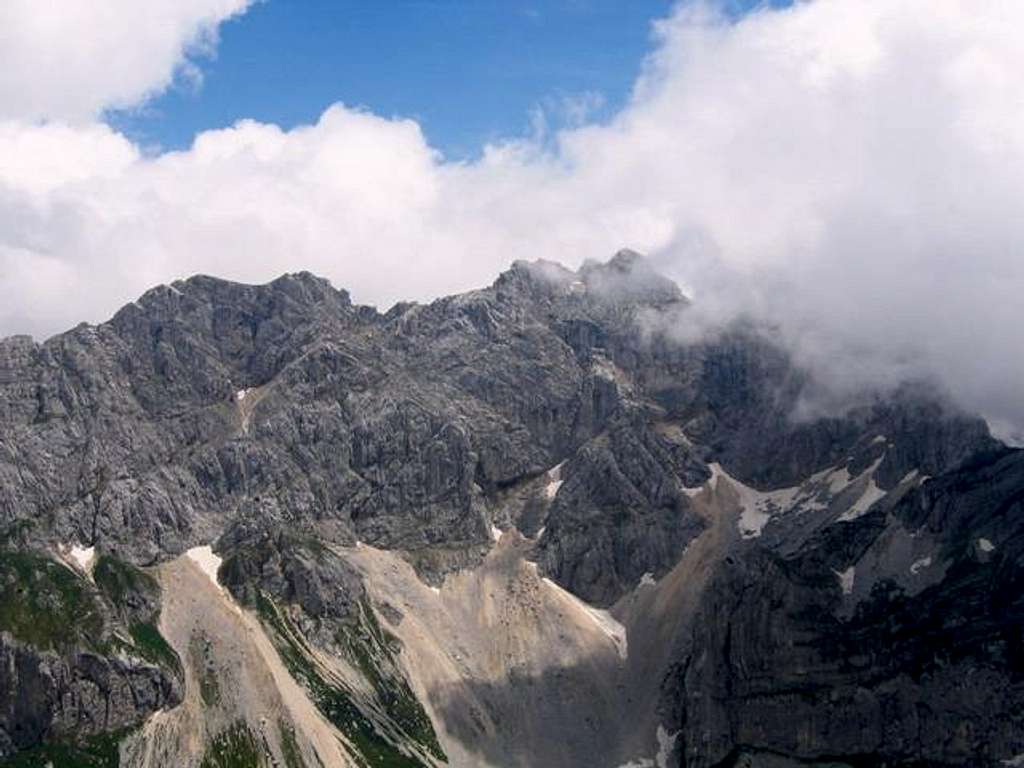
[0,255,1020,767]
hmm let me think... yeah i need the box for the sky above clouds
[0,0,1022,442]
[108,0,679,159]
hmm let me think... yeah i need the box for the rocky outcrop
[538,413,707,605]
[0,549,181,760]
[0,640,178,758]
[218,523,366,627]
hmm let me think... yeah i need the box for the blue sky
[110,0,786,159]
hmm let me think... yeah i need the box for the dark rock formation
[218,522,366,625]
[537,413,707,605]
[0,549,181,759]
[669,447,1024,767]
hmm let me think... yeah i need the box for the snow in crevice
[838,477,887,521]
[235,388,249,401]
[837,456,888,522]
[490,524,503,542]
[544,461,565,500]
[834,566,855,595]
[68,544,95,574]
[682,482,705,498]
[186,545,223,590]
[655,727,679,768]
[681,467,713,497]
[871,434,887,445]
[541,577,628,660]
[910,556,932,575]
[899,469,921,485]
[639,572,657,588]
[824,466,853,495]
[711,463,800,538]
[978,537,996,553]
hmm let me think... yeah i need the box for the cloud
[0,0,252,122]
[1,0,1023,441]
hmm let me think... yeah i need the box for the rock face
[537,414,707,605]
[0,251,1019,766]
[0,549,182,760]
[0,641,177,755]
[672,447,1024,767]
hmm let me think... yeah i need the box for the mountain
[0,251,1020,767]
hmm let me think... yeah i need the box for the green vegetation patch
[277,720,308,768]
[336,600,445,762]
[0,728,129,768]
[93,555,159,610]
[0,551,105,651]
[199,721,266,768]
[128,621,181,675]
[91,554,180,677]
[255,593,435,768]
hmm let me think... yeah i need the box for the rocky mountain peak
[580,248,687,307]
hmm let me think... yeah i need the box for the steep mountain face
[0,251,1019,767]
[674,447,1024,767]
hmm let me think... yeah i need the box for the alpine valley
[0,251,1021,767]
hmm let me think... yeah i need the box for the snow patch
[656,726,679,768]
[715,456,893,537]
[682,475,709,497]
[899,469,920,485]
[836,456,888,521]
[871,434,887,445]
[534,526,545,540]
[839,478,887,521]
[825,466,853,494]
[69,544,95,573]
[834,566,855,595]
[544,462,565,500]
[711,463,798,538]
[910,556,932,575]
[1002,754,1024,767]
[617,731,676,768]
[235,388,248,401]
[186,546,223,589]
[978,538,995,553]
[490,524,503,542]
[639,572,657,588]
[542,577,628,660]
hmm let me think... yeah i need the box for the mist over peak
[3,1,1023,439]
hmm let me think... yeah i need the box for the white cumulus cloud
[0,0,1023,441]
[0,0,252,122]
